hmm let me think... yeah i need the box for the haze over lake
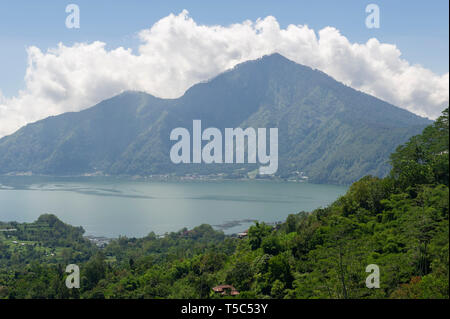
[0,176,347,238]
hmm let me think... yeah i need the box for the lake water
[0,176,347,238]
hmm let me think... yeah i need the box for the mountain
[0,53,432,184]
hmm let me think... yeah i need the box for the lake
[0,176,347,238]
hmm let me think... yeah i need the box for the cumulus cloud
[0,10,448,138]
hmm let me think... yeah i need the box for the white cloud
[0,10,448,138]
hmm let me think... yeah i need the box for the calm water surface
[0,176,347,237]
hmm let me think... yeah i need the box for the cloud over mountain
[0,10,448,138]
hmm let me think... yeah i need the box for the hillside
[0,108,447,299]
[0,54,432,184]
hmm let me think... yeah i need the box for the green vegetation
[0,54,431,185]
[0,108,447,299]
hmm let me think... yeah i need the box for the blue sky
[0,0,448,97]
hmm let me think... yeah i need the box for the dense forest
[0,108,448,299]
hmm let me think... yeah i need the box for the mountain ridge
[0,53,432,184]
